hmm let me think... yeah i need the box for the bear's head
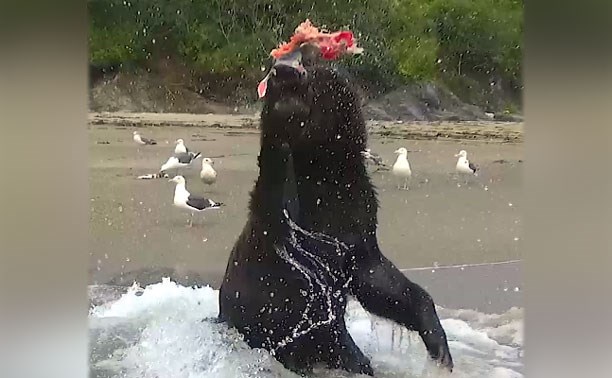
[259,44,366,149]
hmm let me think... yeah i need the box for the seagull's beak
[394,149,400,154]
[454,154,460,157]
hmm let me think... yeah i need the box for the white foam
[89,278,523,378]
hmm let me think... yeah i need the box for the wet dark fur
[219,61,453,375]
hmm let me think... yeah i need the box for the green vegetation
[89,0,522,106]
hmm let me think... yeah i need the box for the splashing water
[89,278,522,378]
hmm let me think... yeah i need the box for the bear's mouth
[266,59,312,118]
[258,49,308,96]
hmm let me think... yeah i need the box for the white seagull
[392,147,412,190]
[169,175,224,226]
[133,131,157,145]
[160,151,201,176]
[455,150,479,175]
[200,157,217,186]
[174,138,189,154]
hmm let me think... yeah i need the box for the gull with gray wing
[169,175,224,227]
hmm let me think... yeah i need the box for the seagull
[174,138,189,154]
[200,158,217,186]
[392,147,412,190]
[160,151,201,176]
[455,150,479,175]
[169,175,224,227]
[133,131,157,145]
[361,148,389,172]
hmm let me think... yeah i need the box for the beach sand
[89,119,523,312]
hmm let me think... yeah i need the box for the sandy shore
[89,113,523,311]
[89,112,524,142]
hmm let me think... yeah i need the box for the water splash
[89,279,523,378]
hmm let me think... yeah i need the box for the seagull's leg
[189,212,194,227]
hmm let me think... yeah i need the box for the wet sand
[89,119,523,311]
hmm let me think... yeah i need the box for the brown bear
[219,45,453,375]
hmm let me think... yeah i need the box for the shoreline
[88,112,524,143]
[88,259,523,314]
